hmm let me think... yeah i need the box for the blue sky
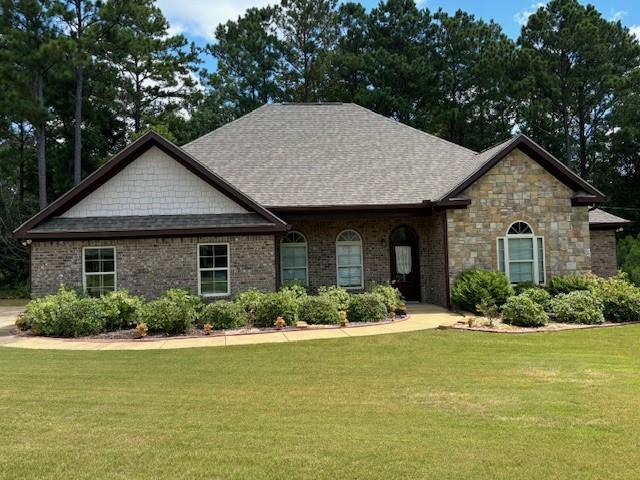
[156,0,640,72]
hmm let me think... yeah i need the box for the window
[336,230,363,289]
[280,231,308,285]
[497,221,545,285]
[198,243,229,296]
[83,247,116,297]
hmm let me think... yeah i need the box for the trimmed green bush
[161,288,202,317]
[548,274,598,296]
[234,289,266,318]
[21,287,107,337]
[501,295,548,327]
[137,298,194,334]
[550,291,604,324]
[513,281,539,295]
[348,293,387,323]
[199,301,247,330]
[254,291,300,327]
[280,281,308,301]
[519,288,551,311]
[99,290,144,330]
[369,282,403,313]
[317,285,350,311]
[592,275,640,323]
[299,296,340,325]
[451,270,514,314]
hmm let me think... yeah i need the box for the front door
[389,226,421,301]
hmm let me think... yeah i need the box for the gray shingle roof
[30,213,274,233]
[183,103,480,207]
[589,208,630,226]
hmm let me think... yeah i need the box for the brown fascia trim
[23,224,289,241]
[13,131,287,239]
[440,134,606,203]
[589,222,632,231]
[572,195,606,206]
[268,202,433,213]
[434,198,471,210]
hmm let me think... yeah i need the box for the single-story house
[14,103,630,307]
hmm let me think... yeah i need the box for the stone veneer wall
[31,235,275,299]
[447,148,591,287]
[278,215,448,307]
[590,229,618,277]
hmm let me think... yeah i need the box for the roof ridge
[348,103,478,155]
[476,135,516,154]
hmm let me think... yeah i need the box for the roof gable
[14,131,286,239]
[440,134,605,204]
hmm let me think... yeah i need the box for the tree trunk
[18,122,25,201]
[34,74,47,209]
[74,64,83,185]
[562,106,571,166]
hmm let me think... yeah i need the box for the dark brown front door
[390,226,421,301]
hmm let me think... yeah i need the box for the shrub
[161,288,202,317]
[280,280,308,301]
[550,291,604,324]
[519,288,551,311]
[234,289,266,320]
[198,301,247,330]
[317,285,350,311]
[548,274,598,296]
[618,233,640,286]
[137,298,194,334]
[592,275,640,323]
[99,290,144,330]
[501,295,548,327]
[476,299,501,327]
[369,282,403,313]
[134,323,148,338]
[299,296,340,325]
[254,291,300,327]
[513,281,539,295]
[21,286,107,337]
[348,293,387,323]
[451,270,514,314]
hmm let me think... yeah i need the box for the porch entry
[389,226,421,301]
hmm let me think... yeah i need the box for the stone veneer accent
[278,215,448,307]
[61,146,247,217]
[31,235,275,299]
[447,149,591,287]
[590,229,618,277]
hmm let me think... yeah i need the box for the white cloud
[609,10,627,22]
[514,2,547,26]
[629,25,640,40]
[157,0,273,40]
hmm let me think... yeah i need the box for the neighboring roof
[24,213,277,240]
[589,208,631,229]
[183,103,604,208]
[14,131,287,239]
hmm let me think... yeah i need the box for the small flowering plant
[274,316,286,329]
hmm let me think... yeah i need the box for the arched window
[497,221,545,285]
[280,231,308,285]
[336,229,363,289]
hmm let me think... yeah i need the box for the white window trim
[336,229,364,290]
[197,242,230,297]
[280,231,309,286]
[497,221,546,285]
[82,246,117,295]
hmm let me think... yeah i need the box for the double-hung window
[280,231,308,285]
[198,243,230,296]
[83,247,116,297]
[497,221,545,285]
[336,230,364,289]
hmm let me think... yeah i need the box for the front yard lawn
[1,327,640,479]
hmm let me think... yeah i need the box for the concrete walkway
[0,303,461,351]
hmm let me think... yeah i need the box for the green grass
[1,327,640,479]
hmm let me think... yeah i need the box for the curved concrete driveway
[0,304,460,351]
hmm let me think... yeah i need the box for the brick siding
[590,229,618,277]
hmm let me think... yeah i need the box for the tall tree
[52,0,104,185]
[101,0,199,133]
[276,0,339,102]
[366,0,434,125]
[431,9,517,150]
[206,6,283,115]
[517,0,640,178]
[0,0,60,208]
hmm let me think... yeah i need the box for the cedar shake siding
[277,215,448,307]
[31,235,276,299]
